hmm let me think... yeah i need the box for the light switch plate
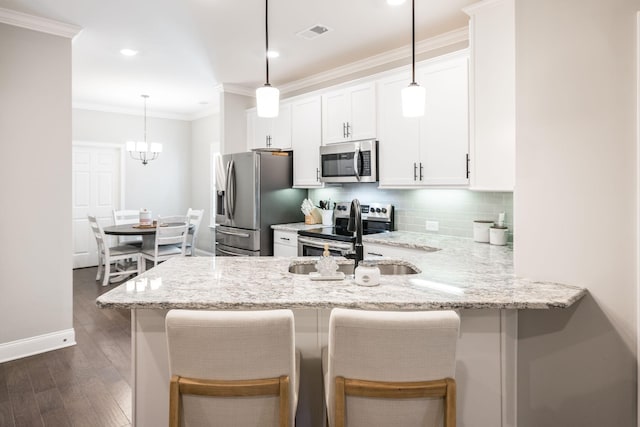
[426,220,439,231]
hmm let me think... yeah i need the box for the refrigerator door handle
[353,147,361,181]
[228,160,236,218]
[217,229,250,238]
[224,160,232,220]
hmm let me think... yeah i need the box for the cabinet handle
[466,153,470,179]
[346,122,351,138]
[367,252,383,257]
[280,237,291,241]
[266,135,272,148]
[413,162,418,181]
[316,168,320,182]
[342,122,346,138]
[419,162,424,181]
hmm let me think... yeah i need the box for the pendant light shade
[256,0,279,117]
[402,83,426,117]
[402,0,425,117]
[257,85,280,118]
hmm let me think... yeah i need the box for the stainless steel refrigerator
[215,151,306,256]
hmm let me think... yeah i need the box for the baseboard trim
[0,328,76,363]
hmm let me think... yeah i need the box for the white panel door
[72,144,121,268]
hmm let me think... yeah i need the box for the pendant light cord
[411,0,416,84]
[142,95,148,143]
[265,0,270,86]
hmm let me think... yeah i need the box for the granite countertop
[271,222,329,231]
[97,230,586,311]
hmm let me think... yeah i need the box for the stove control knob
[381,208,387,214]
[369,208,375,213]
[375,208,381,213]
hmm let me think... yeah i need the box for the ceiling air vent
[296,24,333,40]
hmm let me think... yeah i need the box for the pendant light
[256,0,279,117]
[126,95,162,165]
[402,0,425,117]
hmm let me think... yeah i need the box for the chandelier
[126,95,162,165]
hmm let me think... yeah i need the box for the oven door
[297,237,353,257]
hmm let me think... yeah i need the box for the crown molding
[0,7,82,38]
[462,0,507,15]
[73,102,194,121]
[279,26,468,94]
[214,83,256,98]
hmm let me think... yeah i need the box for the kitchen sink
[288,261,419,275]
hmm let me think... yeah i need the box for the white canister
[473,220,493,243]
[139,208,152,226]
[489,226,509,246]
[354,265,381,287]
[321,209,333,226]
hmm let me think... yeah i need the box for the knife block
[305,208,322,224]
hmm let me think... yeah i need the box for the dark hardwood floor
[0,267,133,427]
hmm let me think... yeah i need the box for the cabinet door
[272,103,292,150]
[273,230,298,256]
[419,56,469,186]
[348,82,377,141]
[292,96,324,188]
[247,109,274,149]
[322,89,349,144]
[464,0,515,191]
[377,73,421,187]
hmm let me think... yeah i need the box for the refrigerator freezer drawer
[215,226,261,251]
[215,243,260,257]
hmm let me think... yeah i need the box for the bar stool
[166,309,299,427]
[322,308,460,427]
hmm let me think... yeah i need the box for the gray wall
[73,109,192,219]
[191,113,219,253]
[310,184,513,240]
[0,24,73,343]
[515,0,638,425]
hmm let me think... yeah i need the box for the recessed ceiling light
[266,50,280,59]
[387,0,406,5]
[120,48,138,57]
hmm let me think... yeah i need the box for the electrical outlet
[425,220,439,232]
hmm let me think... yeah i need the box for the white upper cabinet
[322,82,376,144]
[464,0,515,191]
[246,103,292,150]
[378,52,469,188]
[291,96,324,188]
[377,73,422,187]
[419,55,469,186]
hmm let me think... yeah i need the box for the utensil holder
[304,215,315,225]
[321,209,333,225]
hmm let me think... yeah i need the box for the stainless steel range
[297,202,394,256]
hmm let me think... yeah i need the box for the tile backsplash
[308,184,513,241]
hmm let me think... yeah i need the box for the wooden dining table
[103,223,193,250]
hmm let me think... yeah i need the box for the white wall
[73,109,192,218]
[0,24,74,353]
[191,113,219,252]
[515,0,638,424]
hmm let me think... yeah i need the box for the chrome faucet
[346,198,364,268]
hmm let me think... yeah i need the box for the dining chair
[184,208,204,256]
[166,309,299,427]
[322,308,460,427]
[88,215,142,286]
[140,215,189,271]
[112,208,143,247]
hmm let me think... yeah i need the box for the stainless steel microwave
[319,139,378,183]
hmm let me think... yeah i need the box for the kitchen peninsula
[97,232,586,427]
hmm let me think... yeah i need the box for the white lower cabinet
[273,230,298,256]
[363,242,430,259]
